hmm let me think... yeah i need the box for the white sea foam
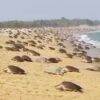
[78,34,100,48]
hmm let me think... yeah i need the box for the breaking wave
[78,34,100,48]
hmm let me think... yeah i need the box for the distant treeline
[0,18,100,28]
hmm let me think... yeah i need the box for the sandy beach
[0,27,100,100]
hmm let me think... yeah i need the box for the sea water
[78,32,100,48]
[77,31,100,57]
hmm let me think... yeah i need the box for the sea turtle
[65,66,79,72]
[44,66,67,75]
[66,53,73,58]
[22,55,32,62]
[12,56,24,62]
[86,66,100,72]
[59,48,67,53]
[82,56,92,63]
[4,65,26,74]
[55,81,83,92]
[47,57,61,63]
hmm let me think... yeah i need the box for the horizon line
[0,18,100,22]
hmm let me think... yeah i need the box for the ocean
[76,31,100,57]
[79,31,100,48]
[87,32,100,42]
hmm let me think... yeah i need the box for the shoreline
[75,31,100,48]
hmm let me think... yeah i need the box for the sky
[0,0,100,21]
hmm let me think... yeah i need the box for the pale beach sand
[0,27,100,100]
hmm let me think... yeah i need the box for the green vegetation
[0,18,100,28]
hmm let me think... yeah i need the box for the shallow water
[85,32,100,57]
[86,48,100,58]
[78,31,100,48]
[87,32,100,42]
[74,31,100,58]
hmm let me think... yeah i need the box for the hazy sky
[0,0,100,21]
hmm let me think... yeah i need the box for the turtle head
[59,68,68,75]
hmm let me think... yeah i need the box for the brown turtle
[20,36,25,39]
[8,31,13,35]
[49,47,55,50]
[65,66,79,72]
[0,45,3,49]
[9,36,13,38]
[77,45,83,50]
[86,66,100,72]
[66,53,73,58]
[22,55,32,62]
[28,40,37,45]
[23,48,30,52]
[5,40,15,45]
[4,65,26,74]
[5,47,20,51]
[22,42,28,46]
[12,56,24,62]
[59,48,67,53]
[73,48,80,52]
[37,40,42,43]
[58,43,65,48]
[86,68,95,71]
[55,81,83,92]
[82,56,92,63]
[29,43,36,47]
[85,46,90,50]
[13,43,25,49]
[36,45,44,49]
[14,34,18,38]
[93,57,100,62]
[47,57,61,63]
[17,40,22,43]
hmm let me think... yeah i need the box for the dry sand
[0,28,100,100]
